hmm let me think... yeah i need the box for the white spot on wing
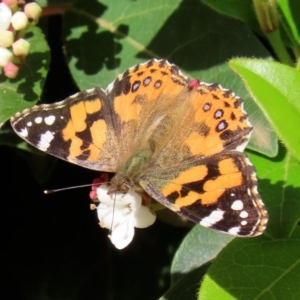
[240,211,249,218]
[19,127,28,137]
[200,210,224,227]
[106,82,114,93]
[86,88,95,93]
[231,200,243,210]
[37,131,54,151]
[241,220,247,226]
[236,139,250,152]
[44,115,56,125]
[70,92,79,99]
[228,226,241,235]
[35,117,42,124]
[217,121,227,131]
[26,121,32,127]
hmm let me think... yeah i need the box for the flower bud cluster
[0,0,41,78]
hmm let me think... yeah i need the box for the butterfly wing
[140,151,267,236]
[11,88,120,171]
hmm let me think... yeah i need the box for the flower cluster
[0,0,41,78]
[90,176,156,249]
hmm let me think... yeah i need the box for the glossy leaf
[201,0,261,34]
[171,226,233,285]
[199,238,300,300]
[230,59,300,162]
[160,266,209,300]
[278,0,300,49]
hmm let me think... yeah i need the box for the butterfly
[11,59,268,237]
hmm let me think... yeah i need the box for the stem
[267,30,294,66]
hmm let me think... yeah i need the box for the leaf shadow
[63,1,127,74]
[162,264,210,300]
[259,177,300,239]
[136,0,270,71]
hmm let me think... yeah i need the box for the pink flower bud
[0,46,13,67]
[2,0,18,10]
[24,2,42,23]
[12,38,30,57]
[0,29,13,47]
[3,61,19,78]
[11,11,28,30]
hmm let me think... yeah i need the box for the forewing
[11,88,119,171]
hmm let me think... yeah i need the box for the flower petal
[133,206,156,228]
[96,184,142,210]
[97,202,114,228]
[119,188,142,210]
[96,185,114,206]
[109,220,134,250]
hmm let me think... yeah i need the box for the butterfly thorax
[108,148,152,194]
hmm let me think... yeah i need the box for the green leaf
[199,238,300,300]
[247,146,300,239]
[162,226,233,299]
[62,0,277,156]
[201,0,262,34]
[160,265,209,300]
[277,0,300,50]
[230,59,300,162]
[0,26,50,123]
[171,226,233,285]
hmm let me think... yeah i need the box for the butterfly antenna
[44,182,109,194]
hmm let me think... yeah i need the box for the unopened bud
[24,2,42,23]
[0,46,13,67]
[12,38,30,57]
[11,11,28,30]
[253,0,279,34]
[3,61,19,78]
[0,29,13,47]
[2,0,18,10]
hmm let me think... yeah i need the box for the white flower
[0,3,12,30]
[96,184,156,249]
